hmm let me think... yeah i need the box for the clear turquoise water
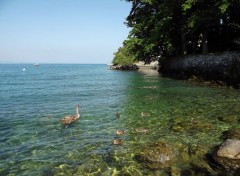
[0,64,239,175]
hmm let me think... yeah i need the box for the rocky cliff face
[160,52,240,88]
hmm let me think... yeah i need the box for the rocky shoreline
[109,61,159,71]
[159,52,240,88]
[108,64,139,70]
[105,58,240,175]
[133,125,240,175]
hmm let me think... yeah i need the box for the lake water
[0,64,239,175]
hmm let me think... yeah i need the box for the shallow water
[0,64,239,175]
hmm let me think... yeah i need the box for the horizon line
[0,63,109,65]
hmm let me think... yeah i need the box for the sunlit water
[0,64,239,175]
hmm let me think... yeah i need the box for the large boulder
[214,139,240,171]
[217,139,240,159]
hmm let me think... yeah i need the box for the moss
[221,129,240,140]
[170,120,213,134]
[218,115,239,123]
[135,141,176,169]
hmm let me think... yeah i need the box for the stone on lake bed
[218,115,239,123]
[217,139,240,159]
[221,129,240,140]
[135,128,148,133]
[214,139,240,171]
[170,119,213,133]
[135,141,176,169]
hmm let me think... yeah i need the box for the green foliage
[218,0,230,14]
[112,46,136,65]
[182,0,197,12]
[113,0,240,64]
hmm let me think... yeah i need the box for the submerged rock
[221,129,240,140]
[217,139,240,159]
[135,141,176,169]
[75,158,109,175]
[170,119,213,134]
[109,64,139,70]
[218,115,239,123]
[214,139,240,171]
[135,128,149,133]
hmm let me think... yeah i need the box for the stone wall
[159,52,240,88]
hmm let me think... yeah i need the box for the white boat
[34,63,39,66]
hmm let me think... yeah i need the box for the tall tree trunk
[181,32,187,55]
[202,29,208,54]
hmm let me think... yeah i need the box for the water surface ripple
[0,64,239,175]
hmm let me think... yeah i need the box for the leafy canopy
[113,0,240,64]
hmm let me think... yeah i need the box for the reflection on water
[0,64,239,175]
[137,68,160,76]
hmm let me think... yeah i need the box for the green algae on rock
[135,141,176,169]
[170,119,213,134]
[221,128,240,140]
[217,114,239,123]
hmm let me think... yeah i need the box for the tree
[113,0,240,64]
[112,45,136,65]
[125,0,182,60]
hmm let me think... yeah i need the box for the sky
[0,0,131,64]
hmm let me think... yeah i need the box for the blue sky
[0,0,131,64]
